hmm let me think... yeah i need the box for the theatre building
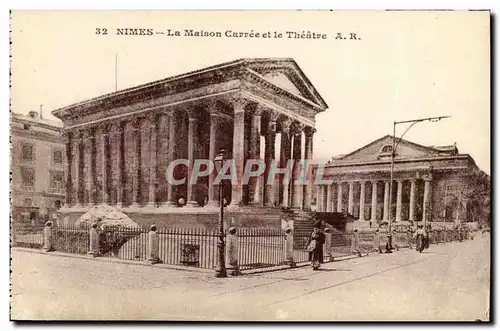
[52,58,328,228]
[313,135,490,226]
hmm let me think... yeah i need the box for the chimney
[39,104,43,119]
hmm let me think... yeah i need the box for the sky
[10,10,491,173]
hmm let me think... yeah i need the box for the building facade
[11,111,66,223]
[313,135,489,226]
[52,58,328,226]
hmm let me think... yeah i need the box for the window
[53,150,63,164]
[50,171,64,191]
[21,167,35,187]
[23,124,31,130]
[21,144,34,161]
[381,145,393,153]
[23,198,32,207]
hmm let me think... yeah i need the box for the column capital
[280,117,292,133]
[82,128,94,140]
[422,174,433,181]
[250,103,264,117]
[146,112,158,126]
[410,178,417,183]
[97,123,110,135]
[304,126,316,136]
[291,122,305,136]
[186,107,202,120]
[229,94,248,112]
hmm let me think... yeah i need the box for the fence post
[147,224,161,264]
[324,228,333,262]
[284,227,297,267]
[43,221,54,252]
[351,230,361,257]
[226,227,241,276]
[374,229,382,253]
[87,223,100,257]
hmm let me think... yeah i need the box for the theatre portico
[52,58,328,228]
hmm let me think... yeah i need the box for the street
[10,233,490,321]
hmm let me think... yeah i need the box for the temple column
[230,98,246,207]
[164,112,176,206]
[348,181,354,215]
[409,178,417,222]
[359,181,366,220]
[326,184,332,212]
[383,181,390,221]
[130,120,141,208]
[303,127,315,210]
[422,174,433,225]
[279,118,292,207]
[83,129,95,206]
[337,182,343,212]
[63,132,72,207]
[371,181,377,221]
[146,114,157,207]
[264,112,277,206]
[72,132,82,207]
[115,124,124,208]
[291,124,303,209]
[207,107,223,207]
[186,110,200,207]
[98,125,109,204]
[396,180,403,222]
[249,106,263,204]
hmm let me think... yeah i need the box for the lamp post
[387,115,450,252]
[214,148,227,278]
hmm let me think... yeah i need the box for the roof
[51,57,328,119]
[12,112,63,129]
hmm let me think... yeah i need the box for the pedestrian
[305,221,325,270]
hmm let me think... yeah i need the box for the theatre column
[186,109,200,207]
[207,106,223,207]
[371,181,377,221]
[291,123,304,209]
[359,181,366,220]
[396,180,403,222]
[164,111,176,206]
[264,112,278,206]
[383,181,390,221]
[348,181,354,215]
[279,118,292,207]
[146,113,158,208]
[409,178,416,222]
[422,174,433,225]
[303,127,315,210]
[249,106,263,205]
[326,184,332,212]
[230,98,246,207]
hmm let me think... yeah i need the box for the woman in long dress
[306,221,325,270]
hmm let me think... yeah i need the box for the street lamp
[214,148,227,278]
[386,115,450,252]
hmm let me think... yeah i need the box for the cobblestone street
[11,233,490,321]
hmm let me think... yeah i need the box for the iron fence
[11,223,472,272]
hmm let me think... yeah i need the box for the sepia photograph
[9,10,491,321]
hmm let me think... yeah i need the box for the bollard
[374,229,382,253]
[87,223,100,257]
[351,230,361,257]
[324,227,333,262]
[406,230,413,249]
[284,227,297,267]
[43,221,54,252]
[225,227,241,276]
[147,224,161,264]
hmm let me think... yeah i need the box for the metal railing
[11,223,473,272]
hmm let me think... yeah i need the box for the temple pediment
[336,135,443,162]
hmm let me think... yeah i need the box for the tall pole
[214,150,227,278]
[387,122,396,251]
[386,115,450,253]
